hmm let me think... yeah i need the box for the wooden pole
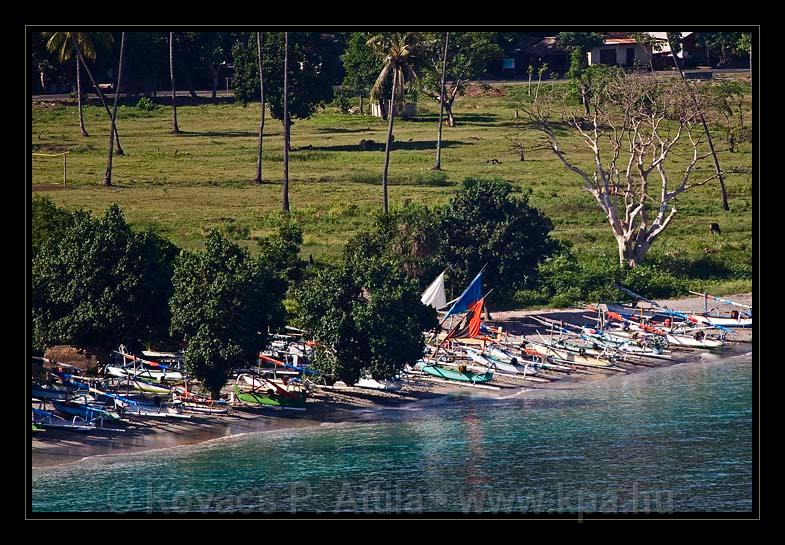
[434,32,449,170]
[667,33,729,211]
[63,153,67,186]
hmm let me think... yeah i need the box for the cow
[710,223,721,236]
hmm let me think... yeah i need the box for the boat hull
[419,365,494,384]
[234,389,307,411]
[689,315,752,328]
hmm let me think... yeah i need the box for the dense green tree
[257,218,306,288]
[169,230,286,398]
[345,203,441,286]
[293,252,437,385]
[194,32,234,100]
[31,196,74,259]
[231,32,334,121]
[697,32,748,66]
[419,32,502,127]
[32,205,176,353]
[341,32,382,114]
[554,32,604,54]
[122,32,168,96]
[436,179,559,301]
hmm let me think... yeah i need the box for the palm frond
[370,63,391,102]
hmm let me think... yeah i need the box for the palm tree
[103,32,125,187]
[368,33,418,214]
[254,32,265,184]
[169,32,180,133]
[44,32,122,153]
[281,32,290,212]
[434,32,449,171]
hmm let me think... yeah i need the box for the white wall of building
[587,44,652,67]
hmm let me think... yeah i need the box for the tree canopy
[555,32,604,53]
[418,32,503,126]
[32,204,176,353]
[340,32,382,102]
[32,195,74,259]
[231,32,334,122]
[436,178,559,300]
[344,179,559,304]
[169,230,287,398]
[293,251,437,385]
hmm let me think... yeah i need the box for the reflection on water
[32,354,752,513]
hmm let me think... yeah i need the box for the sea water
[31,352,752,513]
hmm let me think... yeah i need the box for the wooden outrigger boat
[32,408,95,432]
[233,374,307,411]
[129,378,172,395]
[31,383,68,401]
[687,291,753,329]
[416,361,494,384]
[52,399,122,422]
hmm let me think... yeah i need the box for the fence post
[63,153,67,186]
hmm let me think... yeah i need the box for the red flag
[467,298,484,338]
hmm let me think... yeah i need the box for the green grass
[32,85,753,277]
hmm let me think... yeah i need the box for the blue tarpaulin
[445,271,483,318]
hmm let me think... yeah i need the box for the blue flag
[445,271,482,318]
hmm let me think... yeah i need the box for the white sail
[421,270,447,310]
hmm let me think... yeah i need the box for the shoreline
[32,292,752,470]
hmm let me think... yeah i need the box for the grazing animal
[709,222,721,236]
[486,158,501,164]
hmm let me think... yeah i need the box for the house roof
[597,32,695,57]
[524,36,569,56]
[604,37,638,45]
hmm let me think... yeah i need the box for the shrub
[414,171,451,187]
[136,96,157,111]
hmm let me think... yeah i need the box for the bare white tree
[525,71,721,268]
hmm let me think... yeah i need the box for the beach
[32,293,752,470]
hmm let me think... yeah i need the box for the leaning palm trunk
[169,32,180,133]
[103,33,125,187]
[381,72,398,214]
[434,32,449,170]
[76,49,123,155]
[669,36,728,211]
[281,32,290,212]
[255,32,265,184]
[76,57,88,136]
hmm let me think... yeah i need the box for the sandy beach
[32,293,752,469]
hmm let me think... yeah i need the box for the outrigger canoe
[233,386,307,411]
[688,314,752,328]
[417,363,494,384]
[52,399,121,422]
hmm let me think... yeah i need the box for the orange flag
[468,298,485,338]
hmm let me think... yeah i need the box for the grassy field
[31,82,753,294]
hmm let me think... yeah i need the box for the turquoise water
[31,352,752,513]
